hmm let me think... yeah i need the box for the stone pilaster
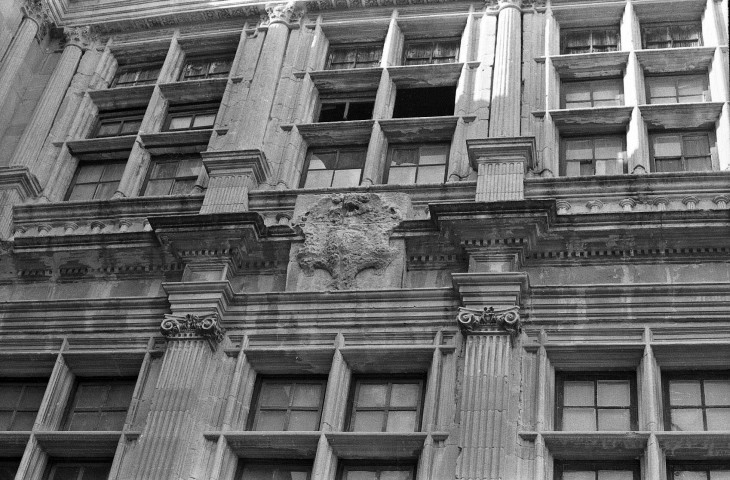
[10,26,92,173]
[0,0,51,113]
[488,0,523,138]
[200,150,271,214]
[468,137,535,202]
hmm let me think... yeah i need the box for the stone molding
[160,312,226,351]
[0,167,43,199]
[63,25,94,50]
[262,1,305,27]
[21,0,52,41]
[457,305,522,344]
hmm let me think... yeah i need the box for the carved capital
[262,1,305,27]
[21,0,51,41]
[63,25,93,51]
[486,0,521,14]
[160,313,226,351]
[457,306,522,345]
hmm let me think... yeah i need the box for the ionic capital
[486,0,529,14]
[160,312,226,351]
[63,25,94,51]
[262,1,305,27]
[457,306,522,345]
[21,0,51,41]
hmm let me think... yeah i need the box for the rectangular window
[0,460,20,480]
[94,111,145,138]
[318,99,375,122]
[561,28,620,55]
[66,161,126,201]
[555,462,640,480]
[180,57,233,81]
[63,378,135,431]
[0,381,45,431]
[142,156,202,197]
[248,378,326,431]
[301,148,366,189]
[326,44,382,70]
[562,136,626,177]
[650,132,714,173]
[663,373,730,431]
[237,463,312,480]
[111,64,161,88]
[339,464,415,480]
[347,377,425,433]
[643,23,702,49]
[557,373,637,431]
[646,75,709,104]
[164,104,218,131]
[386,144,449,185]
[402,38,460,65]
[667,462,730,480]
[45,462,111,480]
[392,86,456,118]
[561,79,623,109]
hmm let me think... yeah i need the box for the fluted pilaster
[488,0,522,137]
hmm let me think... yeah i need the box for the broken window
[346,377,425,433]
[646,74,709,104]
[642,23,702,49]
[561,28,620,55]
[63,378,135,431]
[386,143,449,185]
[402,38,460,65]
[326,44,382,70]
[66,161,127,201]
[180,56,233,81]
[556,373,637,431]
[93,110,145,138]
[663,373,730,431]
[142,156,203,197]
[248,378,327,431]
[650,132,714,173]
[318,98,375,122]
[561,79,623,109]
[111,63,161,88]
[164,103,219,131]
[392,86,456,118]
[301,148,367,189]
[562,136,626,177]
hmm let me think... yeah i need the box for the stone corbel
[457,306,522,345]
[261,1,305,28]
[160,312,226,351]
[21,0,52,41]
[63,25,94,51]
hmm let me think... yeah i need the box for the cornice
[0,167,43,199]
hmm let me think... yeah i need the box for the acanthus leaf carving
[21,0,51,41]
[262,1,305,27]
[63,25,94,51]
[160,312,226,351]
[457,306,522,345]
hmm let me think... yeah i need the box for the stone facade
[0,0,728,479]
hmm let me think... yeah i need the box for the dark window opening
[556,373,638,431]
[642,23,702,49]
[385,143,449,185]
[164,103,219,131]
[111,63,161,88]
[318,100,375,122]
[392,86,456,118]
[45,461,112,480]
[561,28,620,55]
[346,377,425,433]
[63,378,135,431]
[326,44,382,70]
[554,461,640,480]
[180,56,233,81]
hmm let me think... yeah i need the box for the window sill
[34,431,123,457]
[387,62,464,88]
[656,432,730,458]
[159,78,228,103]
[0,431,31,456]
[309,67,383,94]
[216,431,321,458]
[639,102,724,130]
[539,431,650,459]
[547,106,633,134]
[293,120,375,146]
[88,84,155,110]
[635,47,716,74]
[325,432,429,459]
[139,129,213,155]
[66,135,137,161]
[542,51,629,80]
[379,116,459,143]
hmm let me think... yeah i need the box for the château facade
[0,0,728,479]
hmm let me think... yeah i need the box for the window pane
[0,412,13,430]
[256,411,287,431]
[177,159,202,178]
[705,380,730,406]
[331,169,361,188]
[303,170,333,188]
[241,465,312,480]
[711,472,730,480]
[416,165,446,184]
[120,119,141,135]
[106,383,134,409]
[655,158,683,173]
[68,411,100,430]
[209,60,232,75]
[344,471,378,480]
[357,384,388,407]
[356,46,381,66]
[51,466,82,480]
[98,411,127,430]
[97,122,121,137]
[171,179,195,196]
[670,381,702,406]
[388,167,417,185]
[597,409,630,431]
[563,472,595,480]
[169,116,192,130]
[0,386,22,408]
[68,184,98,201]
[564,381,594,406]
[677,77,704,102]
[151,161,179,179]
[144,179,173,196]
[597,472,634,480]
[192,113,216,128]
[390,384,420,408]
[319,103,347,122]
[595,159,622,176]
[96,181,119,201]
[76,385,108,408]
[81,466,111,480]
[309,152,337,170]
[287,410,319,431]
[292,384,322,408]
[420,145,448,165]
[101,163,125,182]
[648,77,677,102]
[594,138,622,159]
[351,410,384,432]
[653,135,682,157]
[670,408,704,431]
[563,407,596,430]
[564,83,592,108]
[260,384,291,407]
[597,381,630,407]
[183,61,207,78]
[686,156,712,172]
[386,410,417,432]
[76,164,105,184]
[10,411,36,430]
[391,148,419,166]
[673,472,707,480]
[706,408,730,430]
[380,471,413,480]
[683,135,710,156]
[337,150,366,170]
[346,101,374,121]
[565,141,593,161]
[565,161,583,177]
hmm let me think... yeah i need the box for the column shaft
[10,44,83,171]
[0,18,39,113]
[489,4,522,137]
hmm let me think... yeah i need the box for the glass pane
[711,472,730,480]
[95,182,117,201]
[140,67,160,83]
[241,465,312,480]
[653,135,682,157]
[655,158,682,173]
[677,77,704,102]
[120,119,141,135]
[357,46,382,66]
[97,122,120,137]
[674,473,707,480]
[594,138,622,159]
[144,179,173,197]
[303,170,333,189]
[564,84,592,107]
[17,385,44,408]
[51,466,82,480]
[10,411,36,430]
[420,145,448,165]
[391,148,419,166]
[686,156,712,172]
[116,71,138,85]
[416,165,446,184]
[565,160,583,177]
[563,407,596,430]
[706,408,730,430]
[357,384,388,407]
[292,384,322,408]
[68,184,98,201]
[209,60,232,75]
[68,411,100,430]
[595,159,622,176]
[76,385,108,408]
[0,385,22,407]
[670,381,702,406]
[597,380,630,407]
[256,410,287,431]
[260,383,291,407]
[648,77,677,102]
[670,408,704,431]
[388,167,417,185]
[101,163,126,181]
[287,410,319,431]
[593,84,622,105]
[0,463,19,480]
[192,113,216,128]
[171,179,196,195]
[564,381,595,406]
[98,411,127,430]
[405,43,432,60]
[683,135,711,156]
[563,472,595,480]
[168,116,192,130]
[565,140,593,161]
[0,412,12,430]
[177,159,202,178]
[75,164,105,184]
[597,472,634,480]
[390,384,420,408]
[705,380,730,406]
[337,150,366,169]
[106,383,134,408]
[331,169,361,188]
[183,61,207,78]
[81,466,111,480]
[151,161,179,179]
[386,410,417,432]
[309,152,337,170]
[344,471,378,480]
[351,410,384,432]
[597,409,631,431]
[381,471,413,480]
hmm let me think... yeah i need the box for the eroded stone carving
[262,1,305,26]
[22,0,51,40]
[295,193,402,290]
[457,306,522,345]
[63,25,93,50]
[160,313,226,351]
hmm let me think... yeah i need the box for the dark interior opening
[392,86,456,118]
[318,100,375,122]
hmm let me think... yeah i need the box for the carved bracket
[457,306,522,345]
[160,313,226,351]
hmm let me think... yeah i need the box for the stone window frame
[316,93,377,123]
[245,376,329,432]
[64,159,127,202]
[140,154,203,197]
[559,134,628,177]
[666,461,730,479]
[337,462,417,480]
[0,379,48,432]
[345,375,427,433]
[560,78,625,109]
[110,62,162,88]
[325,43,384,70]
[179,55,234,81]
[661,371,730,432]
[644,73,710,104]
[44,460,113,480]
[163,102,220,132]
[641,22,703,50]
[92,109,146,138]
[555,372,639,432]
[299,146,368,189]
[383,142,451,186]
[401,37,460,66]
[559,27,621,55]
[553,460,641,480]
[648,130,718,173]
[60,377,137,432]
[234,461,314,480]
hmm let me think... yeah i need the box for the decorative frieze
[160,313,226,350]
[457,306,522,344]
